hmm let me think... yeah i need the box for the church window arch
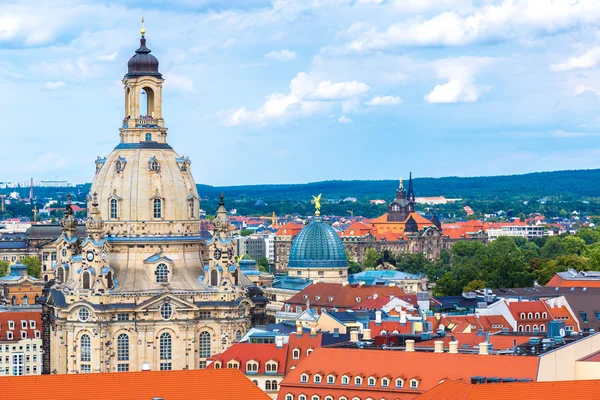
[188,198,195,218]
[150,160,160,172]
[210,269,219,286]
[82,271,91,289]
[56,266,64,283]
[159,332,172,370]
[232,269,239,286]
[11,296,16,306]
[155,263,169,283]
[80,334,91,362]
[199,331,211,359]
[115,160,122,173]
[106,270,114,289]
[22,296,28,306]
[117,333,129,361]
[110,199,118,219]
[140,87,155,117]
[153,198,162,218]
[145,133,152,141]
[235,330,242,342]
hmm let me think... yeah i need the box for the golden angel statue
[312,194,322,216]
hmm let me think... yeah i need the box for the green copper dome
[288,219,348,268]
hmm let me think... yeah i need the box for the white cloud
[425,57,493,104]
[221,72,369,126]
[346,0,600,51]
[265,49,298,62]
[97,52,118,62]
[338,115,352,123]
[43,81,66,90]
[164,73,196,93]
[552,129,590,138]
[365,95,402,106]
[551,47,600,72]
[574,85,600,96]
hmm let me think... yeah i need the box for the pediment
[135,293,198,312]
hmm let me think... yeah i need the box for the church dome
[288,219,348,268]
[126,37,161,78]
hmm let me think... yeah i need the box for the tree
[536,255,588,285]
[256,257,270,273]
[346,250,362,275]
[20,256,41,278]
[484,237,532,288]
[0,261,9,277]
[463,279,486,293]
[362,248,382,270]
[577,228,600,245]
[540,237,566,260]
[562,236,586,256]
[394,253,432,275]
[240,229,253,237]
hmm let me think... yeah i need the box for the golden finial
[399,178,404,189]
[312,194,322,217]
[141,17,146,36]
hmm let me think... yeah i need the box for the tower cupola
[126,19,161,78]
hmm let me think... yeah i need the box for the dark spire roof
[407,172,415,201]
[126,34,161,78]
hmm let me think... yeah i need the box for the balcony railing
[122,116,162,128]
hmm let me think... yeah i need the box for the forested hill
[197,169,600,201]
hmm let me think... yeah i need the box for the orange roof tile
[415,333,530,351]
[416,379,600,400]
[280,347,539,398]
[0,369,271,400]
[0,311,41,340]
[275,223,304,236]
[342,221,375,237]
[208,342,288,374]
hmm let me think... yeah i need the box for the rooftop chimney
[405,339,415,352]
[310,323,317,337]
[400,310,407,324]
[449,341,458,354]
[296,321,303,336]
[434,340,444,353]
[275,336,284,348]
[363,328,371,340]
[350,330,359,343]
[479,342,489,355]
[375,310,382,324]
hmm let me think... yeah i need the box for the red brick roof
[416,379,600,400]
[415,333,530,351]
[280,347,540,399]
[0,311,41,341]
[342,221,375,237]
[546,274,600,288]
[285,332,324,374]
[506,301,552,325]
[0,369,271,400]
[275,223,304,236]
[207,342,288,374]
[285,282,406,311]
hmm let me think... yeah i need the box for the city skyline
[2,0,600,185]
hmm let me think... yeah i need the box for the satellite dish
[559,328,566,337]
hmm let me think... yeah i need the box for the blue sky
[2,0,600,185]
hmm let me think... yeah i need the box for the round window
[78,308,90,322]
[160,303,173,320]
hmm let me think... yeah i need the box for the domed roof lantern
[126,18,162,78]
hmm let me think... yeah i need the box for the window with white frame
[8,321,14,330]
[314,374,321,383]
[81,365,91,373]
[20,321,27,329]
[285,395,294,400]
[301,373,309,383]
[159,332,172,370]
[153,198,162,218]
[382,377,389,387]
[342,376,349,385]
[11,353,23,376]
[199,331,211,360]
[155,263,169,283]
[110,199,118,219]
[292,349,300,359]
[368,377,376,386]
[410,379,419,389]
[20,331,26,340]
[80,334,91,362]
[6,332,12,340]
[354,376,362,385]
[246,361,258,372]
[396,378,404,388]
[306,348,313,356]
[227,361,239,369]
[542,312,547,319]
[327,375,335,384]
[29,321,36,329]
[117,333,129,363]
[311,396,319,400]
[299,395,307,400]
[266,361,277,372]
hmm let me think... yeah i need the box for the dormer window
[300,373,309,383]
[410,379,419,389]
[110,199,119,219]
[29,321,36,329]
[535,312,540,319]
[188,198,195,218]
[354,376,362,386]
[395,378,404,388]
[328,296,334,302]
[327,375,335,384]
[227,361,239,369]
[115,160,122,172]
[155,263,169,283]
[314,374,321,383]
[542,312,547,319]
[153,198,162,218]
[306,348,313,356]
[381,377,389,387]
[520,313,525,320]
[246,361,258,372]
[368,377,376,386]
[214,361,222,369]
[7,332,13,340]
[20,331,26,340]
[355,297,361,303]
[8,321,15,330]
[528,313,533,319]
[266,361,278,373]
[342,375,349,385]
[292,349,300,360]
[21,321,27,329]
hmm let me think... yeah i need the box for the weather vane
[141,17,146,37]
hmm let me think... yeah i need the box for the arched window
[235,330,242,342]
[199,331,211,358]
[159,332,172,370]
[535,312,540,319]
[307,348,313,356]
[232,269,239,286]
[155,263,169,283]
[525,325,531,332]
[80,334,91,362]
[57,267,64,283]
[151,160,160,172]
[247,361,258,372]
[22,296,28,306]
[354,376,362,385]
[265,380,272,391]
[210,269,218,286]
[110,199,118,219]
[115,160,122,172]
[266,362,278,372]
[34,295,39,303]
[542,312,547,319]
[11,296,16,306]
[518,325,523,332]
[189,198,195,218]
[82,271,91,289]
[520,313,525,320]
[533,324,538,332]
[540,324,545,332]
[145,133,152,141]
[252,380,258,385]
[153,198,162,218]
[395,378,404,388]
[117,334,129,361]
[528,313,533,320]
[292,349,300,359]
[106,271,113,289]
[271,381,278,390]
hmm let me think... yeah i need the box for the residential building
[0,369,270,400]
[0,311,42,376]
[0,263,45,306]
[546,268,600,288]
[348,270,427,294]
[487,224,546,241]
[274,223,304,272]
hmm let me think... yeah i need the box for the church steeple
[86,193,105,242]
[407,172,415,212]
[60,193,77,239]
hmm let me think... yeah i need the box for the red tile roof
[415,333,530,351]
[275,223,304,236]
[0,311,41,341]
[416,379,600,400]
[341,221,375,237]
[285,332,324,374]
[546,274,600,288]
[208,342,288,374]
[285,282,406,311]
[0,369,271,400]
[280,347,540,399]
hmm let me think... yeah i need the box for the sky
[2,0,600,186]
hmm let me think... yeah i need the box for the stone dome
[127,37,161,78]
[288,219,348,268]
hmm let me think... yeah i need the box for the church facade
[42,26,264,375]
